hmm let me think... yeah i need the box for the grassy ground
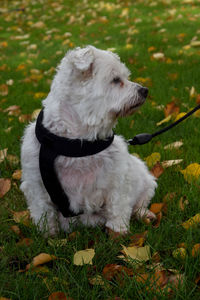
[0,0,200,299]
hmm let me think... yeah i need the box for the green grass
[1,0,200,299]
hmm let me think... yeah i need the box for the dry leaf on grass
[120,245,151,265]
[11,210,30,226]
[164,141,183,150]
[0,178,11,198]
[0,148,8,163]
[6,154,19,165]
[73,248,95,266]
[89,275,106,286]
[151,162,164,178]
[180,163,200,183]
[129,231,148,247]
[156,115,172,126]
[192,244,200,257]
[182,213,200,230]
[17,238,33,247]
[48,291,72,300]
[12,169,22,180]
[145,152,161,168]
[26,253,57,270]
[164,101,180,118]
[172,248,187,260]
[150,203,166,214]
[161,159,183,168]
[102,264,133,281]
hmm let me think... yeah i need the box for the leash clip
[127,133,152,145]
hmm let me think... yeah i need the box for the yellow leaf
[182,213,200,230]
[121,245,151,264]
[26,253,57,270]
[190,41,200,47]
[145,152,161,168]
[172,248,187,260]
[180,163,200,183]
[156,115,172,126]
[34,92,47,99]
[73,248,95,266]
[125,44,133,49]
[89,275,105,286]
[31,108,41,120]
[6,154,19,165]
[174,112,187,122]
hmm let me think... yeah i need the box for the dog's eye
[112,77,121,84]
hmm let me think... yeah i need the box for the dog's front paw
[134,208,156,223]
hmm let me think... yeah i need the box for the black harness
[35,109,114,218]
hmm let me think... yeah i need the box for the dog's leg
[20,181,59,236]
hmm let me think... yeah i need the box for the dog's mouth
[116,98,145,118]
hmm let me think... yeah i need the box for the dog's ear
[71,47,94,72]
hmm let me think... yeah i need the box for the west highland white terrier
[21,46,157,236]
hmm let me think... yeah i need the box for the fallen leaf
[152,211,163,228]
[31,108,41,120]
[17,238,33,247]
[179,197,189,211]
[145,152,161,168]
[150,203,166,214]
[152,52,165,60]
[48,291,71,300]
[192,244,200,257]
[18,114,32,123]
[12,210,30,226]
[0,148,8,163]
[190,41,200,47]
[190,86,196,98]
[26,253,57,270]
[168,273,185,288]
[164,101,180,117]
[156,115,172,126]
[89,275,106,286]
[121,245,151,264]
[151,162,164,178]
[163,192,176,203]
[182,213,200,230]
[102,264,133,281]
[180,163,200,183]
[48,239,68,247]
[0,84,8,96]
[10,225,21,236]
[129,231,147,247]
[0,178,11,198]
[172,248,187,260]
[164,141,183,150]
[6,155,20,165]
[161,159,183,168]
[73,249,95,266]
[174,112,187,122]
[12,169,22,180]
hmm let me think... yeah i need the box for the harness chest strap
[35,109,114,218]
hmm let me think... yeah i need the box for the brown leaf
[150,203,166,214]
[18,114,32,123]
[48,292,72,300]
[164,101,180,117]
[0,148,8,163]
[179,197,189,211]
[6,154,20,165]
[10,225,21,236]
[152,212,162,228]
[0,178,11,198]
[192,244,200,257]
[102,264,133,281]
[12,210,30,226]
[152,252,161,263]
[26,253,57,270]
[17,238,33,247]
[129,231,147,247]
[12,169,22,180]
[0,84,8,96]
[163,192,176,203]
[151,162,164,178]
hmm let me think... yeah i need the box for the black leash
[128,103,200,146]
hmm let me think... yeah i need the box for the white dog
[20,46,157,236]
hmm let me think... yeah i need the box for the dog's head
[50,46,148,138]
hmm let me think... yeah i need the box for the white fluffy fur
[20,46,157,236]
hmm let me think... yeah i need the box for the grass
[0,0,200,299]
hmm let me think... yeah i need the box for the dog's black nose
[138,87,148,98]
